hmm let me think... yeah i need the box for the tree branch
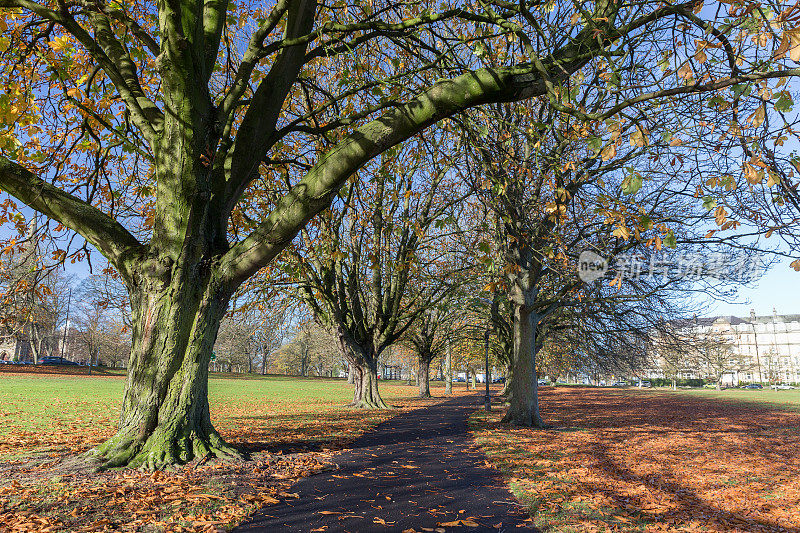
[0,157,144,279]
[217,65,550,289]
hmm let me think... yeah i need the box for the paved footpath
[235,394,536,533]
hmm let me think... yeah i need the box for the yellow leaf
[49,36,70,52]
[742,161,764,185]
[630,127,648,148]
[600,143,616,161]
[748,106,765,128]
[694,49,707,64]
[714,205,727,226]
[790,259,800,272]
[767,171,780,187]
[677,62,693,81]
[787,29,800,63]
[612,225,630,240]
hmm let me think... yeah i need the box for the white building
[646,309,800,385]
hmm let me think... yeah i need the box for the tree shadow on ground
[477,388,800,531]
[223,396,451,455]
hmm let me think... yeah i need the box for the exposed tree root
[87,427,246,471]
[348,397,390,409]
[501,410,550,429]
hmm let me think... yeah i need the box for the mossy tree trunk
[334,328,388,409]
[499,364,513,399]
[89,261,242,470]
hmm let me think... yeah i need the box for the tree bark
[260,346,267,375]
[418,355,431,398]
[499,363,513,399]
[334,329,387,409]
[350,358,387,408]
[502,304,547,427]
[88,269,243,470]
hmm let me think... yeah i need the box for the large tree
[292,142,460,407]
[1,0,797,468]
[457,94,771,425]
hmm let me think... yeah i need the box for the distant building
[645,309,800,385]
[0,332,33,362]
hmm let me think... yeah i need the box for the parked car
[454,377,466,383]
[612,381,629,387]
[537,379,549,386]
[638,381,652,388]
[776,385,796,390]
[0,360,13,365]
[40,356,79,366]
[492,376,506,384]
[745,383,763,390]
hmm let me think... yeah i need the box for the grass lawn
[672,387,800,413]
[0,369,443,532]
[472,387,800,532]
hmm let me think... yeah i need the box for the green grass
[0,372,424,436]
[665,387,800,412]
[0,371,443,531]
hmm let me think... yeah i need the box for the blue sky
[704,255,800,316]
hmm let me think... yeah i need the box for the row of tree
[0,0,798,469]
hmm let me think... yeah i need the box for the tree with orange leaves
[0,0,798,468]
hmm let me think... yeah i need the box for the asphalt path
[235,394,536,532]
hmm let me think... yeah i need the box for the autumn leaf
[629,126,648,148]
[748,105,766,128]
[677,62,693,81]
[600,143,617,162]
[783,29,800,62]
[742,161,764,185]
[694,49,707,64]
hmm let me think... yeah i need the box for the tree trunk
[347,363,355,384]
[335,329,387,409]
[499,364,513,399]
[260,345,267,375]
[672,378,676,390]
[445,338,452,395]
[88,273,242,470]
[350,359,387,408]
[502,304,546,427]
[418,355,431,398]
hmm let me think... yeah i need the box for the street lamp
[483,327,491,411]
[472,297,492,412]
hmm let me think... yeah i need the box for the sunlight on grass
[0,371,441,532]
